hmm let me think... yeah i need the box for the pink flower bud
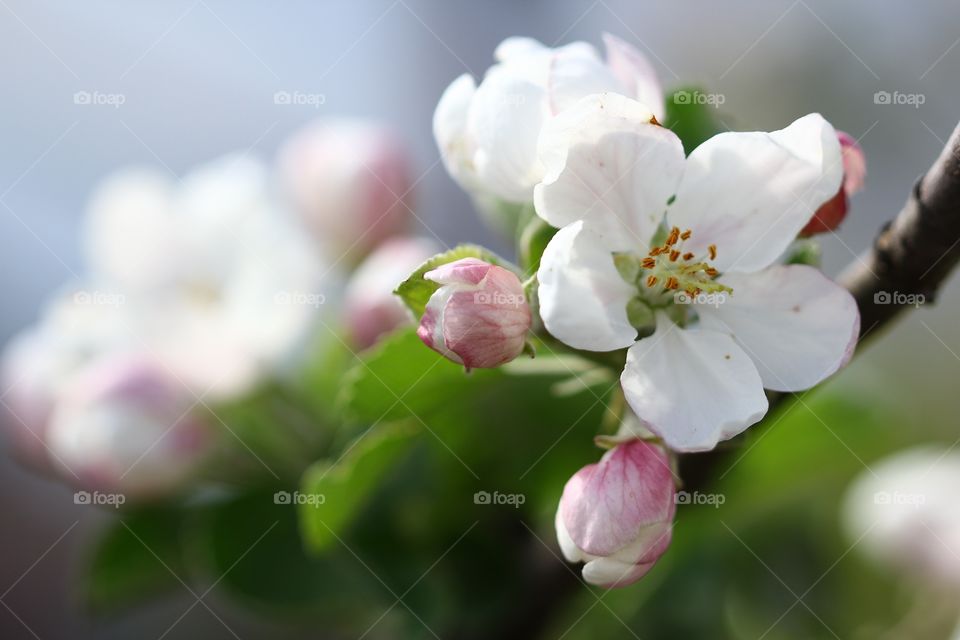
[278,119,413,261]
[801,131,866,236]
[556,439,676,587]
[344,237,440,349]
[46,355,215,500]
[417,259,531,369]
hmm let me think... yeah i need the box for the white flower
[843,446,960,591]
[433,34,663,205]
[83,154,337,398]
[536,94,859,452]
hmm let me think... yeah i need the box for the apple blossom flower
[82,155,336,398]
[417,258,531,369]
[434,34,663,207]
[344,236,441,348]
[536,93,859,452]
[1,288,136,471]
[278,119,413,262]
[843,446,960,591]
[556,439,676,587]
[46,355,215,499]
[801,131,867,236]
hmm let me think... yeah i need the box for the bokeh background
[2,1,960,638]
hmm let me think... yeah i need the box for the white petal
[538,221,637,352]
[668,113,843,273]
[621,320,768,452]
[468,71,549,202]
[547,43,623,116]
[602,33,664,121]
[555,504,586,563]
[433,74,479,192]
[697,264,859,392]
[494,36,548,62]
[582,556,652,588]
[534,93,684,248]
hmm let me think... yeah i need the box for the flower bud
[278,119,413,262]
[417,259,531,369]
[344,237,440,349]
[801,131,866,236]
[46,355,215,500]
[556,439,676,587]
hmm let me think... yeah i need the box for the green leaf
[83,507,186,614]
[300,422,418,553]
[662,86,728,153]
[339,328,501,424]
[184,491,387,622]
[394,244,515,318]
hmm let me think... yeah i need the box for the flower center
[639,226,730,299]
[614,226,732,329]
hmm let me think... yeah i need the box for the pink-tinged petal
[534,93,682,247]
[344,237,440,349]
[697,264,860,392]
[538,221,638,352]
[602,33,665,121]
[668,113,843,273]
[838,131,866,195]
[560,440,676,557]
[582,521,673,588]
[621,319,769,452]
[418,261,531,369]
[424,257,492,287]
[433,74,479,193]
[800,131,866,236]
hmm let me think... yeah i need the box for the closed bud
[278,119,413,262]
[417,258,531,369]
[344,237,440,349]
[556,439,676,587]
[801,131,866,236]
[46,355,215,500]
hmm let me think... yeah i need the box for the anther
[646,275,658,287]
[708,244,717,260]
